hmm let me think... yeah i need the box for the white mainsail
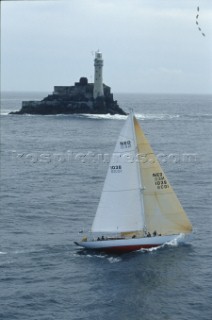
[91,112,192,237]
[91,114,145,234]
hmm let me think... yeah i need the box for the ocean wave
[78,113,180,121]
[80,113,127,120]
[0,112,10,116]
[166,233,186,246]
[107,256,122,263]
[3,111,211,121]
[137,234,186,253]
[74,250,122,262]
[135,113,180,120]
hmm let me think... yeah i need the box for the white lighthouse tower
[93,50,104,99]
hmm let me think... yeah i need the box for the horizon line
[1,90,212,96]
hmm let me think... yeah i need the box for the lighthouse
[93,50,104,99]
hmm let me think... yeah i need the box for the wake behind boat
[75,111,192,253]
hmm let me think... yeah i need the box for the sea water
[1,92,212,320]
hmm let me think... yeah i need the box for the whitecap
[80,113,127,120]
[107,256,122,263]
[74,251,122,262]
[137,234,186,253]
[165,233,185,247]
[0,111,180,120]
[0,112,10,116]
[135,113,180,121]
[80,113,180,121]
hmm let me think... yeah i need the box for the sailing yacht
[75,111,192,253]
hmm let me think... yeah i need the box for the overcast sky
[1,0,212,93]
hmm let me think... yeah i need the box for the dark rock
[10,78,126,115]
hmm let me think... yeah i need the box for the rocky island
[10,51,126,116]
